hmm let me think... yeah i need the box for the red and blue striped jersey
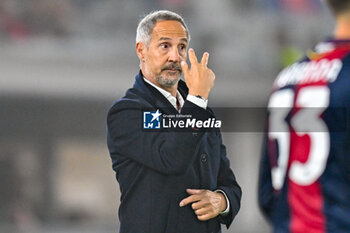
[259,39,350,233]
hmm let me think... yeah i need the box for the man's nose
[168,47,181,62]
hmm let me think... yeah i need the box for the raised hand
[181,48,215,99]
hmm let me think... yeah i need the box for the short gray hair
[136,10,190,46]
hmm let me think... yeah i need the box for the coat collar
[132,70,188,115]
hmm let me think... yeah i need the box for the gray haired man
[106,10,241,233]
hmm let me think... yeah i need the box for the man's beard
[156,63,182,88]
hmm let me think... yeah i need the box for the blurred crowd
[0,0,325,41]
[0,0,74,40]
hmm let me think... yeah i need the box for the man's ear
[136,42,146,62]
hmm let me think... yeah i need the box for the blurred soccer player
[258,0,350,232]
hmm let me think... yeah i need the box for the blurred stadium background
[0,0,333,232]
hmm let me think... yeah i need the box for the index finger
[188,48,198,65]
[179,194,201,207]
[201,52,209,67]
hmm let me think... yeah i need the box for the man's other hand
[179,189,227,221]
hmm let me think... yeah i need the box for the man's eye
[160,43,169,49]
[179,44,186,50]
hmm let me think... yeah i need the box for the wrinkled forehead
[151,20,188,41]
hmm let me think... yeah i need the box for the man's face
[139,20,188,88]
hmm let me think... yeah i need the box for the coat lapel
[132,71,188,115]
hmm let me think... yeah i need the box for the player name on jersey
[274,59,343,88]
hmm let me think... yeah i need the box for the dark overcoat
[107,71,241,233]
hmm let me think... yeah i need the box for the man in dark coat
[107,10,241,233]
